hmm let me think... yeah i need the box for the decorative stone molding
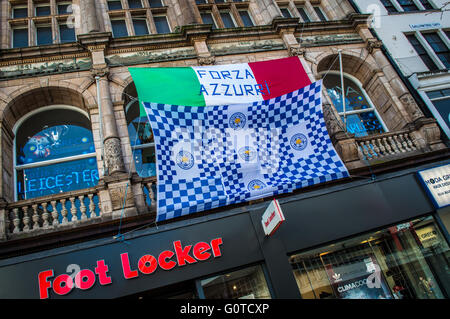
[109,181,135,211]
[288,46,305,57]
[197,55,216,65]
[399,93,425,122]
[104,137,126,175]
[366,39,383,54]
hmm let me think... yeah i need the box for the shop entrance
[289,216,450,299]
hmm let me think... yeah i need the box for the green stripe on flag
[129,67,205,116]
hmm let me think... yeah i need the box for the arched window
[14,106,99,200]
[125,99,156,177]
[322,72,388,137]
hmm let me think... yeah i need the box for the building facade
[0,0,449,299]
[350,0,450,140]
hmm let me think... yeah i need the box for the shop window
[239,10,254,27]
[126,100,156,178]
[153,16,170,33]
[111,19,129,37]
[200,265,272,299]
[36,25,53,45]
[289,216,450,299]
[133,18,149,35]
[59,24,76,43]
[12,27,28,48]
[15,107,98,200]
[323,73,386,137]
[201,12,217,29]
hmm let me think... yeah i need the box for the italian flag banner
[129,56,311,112]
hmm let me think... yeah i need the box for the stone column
[80,0,100,33]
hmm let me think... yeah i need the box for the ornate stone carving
[399,93,425,122]
[366,39,383,53]
[109,182,134,211]
[104,137,125,175]
[197,55,216,66]
[288,46,305,57]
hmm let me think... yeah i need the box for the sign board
[261,199,285,236]
[417,163,450,209]
[409,22,441,30]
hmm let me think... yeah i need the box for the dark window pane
[398,0,419,11]
[239,11,254,27]
[58,4,70,15]
[314,7,327,21]
[201,12,217,29]
[108,1,123,10]
[13,28,28,48]
[406,34,439,71]
[380,0,398,13]
[220,12,235,28]
[423,33,450,68]
[149,0,164,7]
[36,6,51,16]
[128,0,143,9]
[111,20,128,37]
[280,8,291,18]
[133,19,149,35]
[12,7,28,18]
[59,24,76,42]
[154,16,170,33]
[37,26,53,45]
[418,0,434,9]
[196,0,207,3]
[297,7,311,22]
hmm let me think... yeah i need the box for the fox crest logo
[290,133,308,151]
[176,150,194,170]
[229,112,246,130]
[248,179,266,192]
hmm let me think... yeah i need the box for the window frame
[13,105,97,201]
[35,4,52,17]
[321,71,389,135]
[110,18,129,38]
[153,15,171,34]
[11,5,28,19]
[35,24,53,46]
[12,26,29,48]
[132,17,150,36]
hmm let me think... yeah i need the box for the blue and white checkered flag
[143,80,349,222]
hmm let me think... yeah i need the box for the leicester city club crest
[229,112,246,130]
[238,146,257,162]
[290,133,308,151]
[248,179,266,192]
[176,150,194,170]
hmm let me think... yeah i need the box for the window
[149,0,164,7]
[36,25,53,45]
[239,10,253,27]
[107,0,123,10]
[418,0,434,9]
[59,24,76,43]
[133,18,149,36]
[35,5,51,16]
[201,12,217,29]
[12,6,28,18]
[422,32,450,68]
[220,11,236,28]
[297,6,311,22]
[380,0,399,13]
[196,0,208,3]
[323,73,386,137]
[280,8,292,18]
[15,108,98,200]
[57,3,72,15]
[111,19,129,37]
[12,28,28,48]
[313,6,327,21]
[128,0,143,9]
[289,216,450,299]
[200,265,272,299]
[425,88,450,137]
[126,100,156,178]
[397,0,419,11]
[153,16,170,33]
[406,34,439,71]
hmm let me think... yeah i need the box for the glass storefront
[289,216,450,299]
[200,265,272,299]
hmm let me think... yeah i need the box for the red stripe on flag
[248,57,312,100]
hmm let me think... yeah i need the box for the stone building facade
[0,0,448,260]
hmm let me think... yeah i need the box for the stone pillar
[80,0,100,33]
